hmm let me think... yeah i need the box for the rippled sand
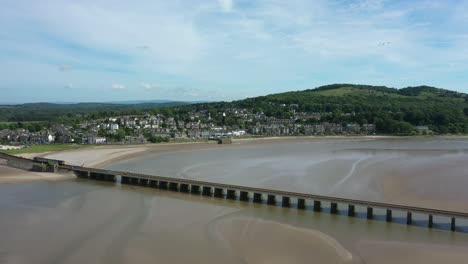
[211,217,357,264]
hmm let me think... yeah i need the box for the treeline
[0,102,187,123]
[1,84,468,135]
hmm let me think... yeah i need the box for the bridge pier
[227,189,236,200]
[282,196,290,207]
[169,182,178,191]
[331,202,338,214]
[451,217,456,231]
[313,201,321,212]
[191,185,200,194]
[267,194,276,205]
[253,193,262,203]
[202,186,212,196]
[428,215,433,228]
[348,205,355,217]
[407,212,412,225]
[89,172,97,179]
[367,207,373,219]
[214,188,223,198]
[240,191,249,201]
[180,183,189,193]
[386,209,392,222]
[159,181,168,189]
[297,198,305,209]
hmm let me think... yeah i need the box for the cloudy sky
[1,0,468,103]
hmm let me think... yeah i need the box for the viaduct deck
[62,164,468,232]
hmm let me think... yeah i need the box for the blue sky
[1,0,468,103]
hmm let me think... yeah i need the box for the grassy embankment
[0,144,96,155]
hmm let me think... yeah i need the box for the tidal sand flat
[1,179,468,264]
[2,137,468,263]
[107,137,468,211]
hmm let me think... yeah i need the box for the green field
[0,144,96,154]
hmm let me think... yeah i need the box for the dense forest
[1,84,468,134]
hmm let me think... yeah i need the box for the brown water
[1,138,468,263]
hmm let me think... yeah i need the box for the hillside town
[0,107,378,146]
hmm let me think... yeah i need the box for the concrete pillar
[180,184,189,193]
[428,215,433,228]
[451,217,456,232]
[267,194,276,205]
[297,198,306,209]
[89,172,97,179]
[282,196,290,208]
[348,205,355,217]
[131,177,139,185]
[214,188,223,198]
[191,185,200,194]
[140,179,149,186]
[313,201,321,212]
[253,193,262,203]
[202,186,212,196]
[240,191,249,201]
[367,207,373,219]
[169,182,178,191]
[159,181,168,189]
[331,202,338,214]
[386,209,392,222]
[149,180,157,188]
[406,212,412,225]
[227,189,236,200]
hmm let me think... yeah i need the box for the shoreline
[3,135,468,185]
[0,165,74,184]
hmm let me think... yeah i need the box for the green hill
[227,84,468,134]
[1,84,467,135]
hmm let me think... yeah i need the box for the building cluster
[0,107,378,145]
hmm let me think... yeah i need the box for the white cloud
[219,0,233,12]
[111,83,126,90]
[349,0,386,11]
[140,83,160,90]
[2,0,468,102]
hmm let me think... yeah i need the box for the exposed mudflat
[1,137,468,263]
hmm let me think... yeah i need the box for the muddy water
[1,138,468,263]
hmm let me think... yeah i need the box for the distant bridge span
[61,164,468,232]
